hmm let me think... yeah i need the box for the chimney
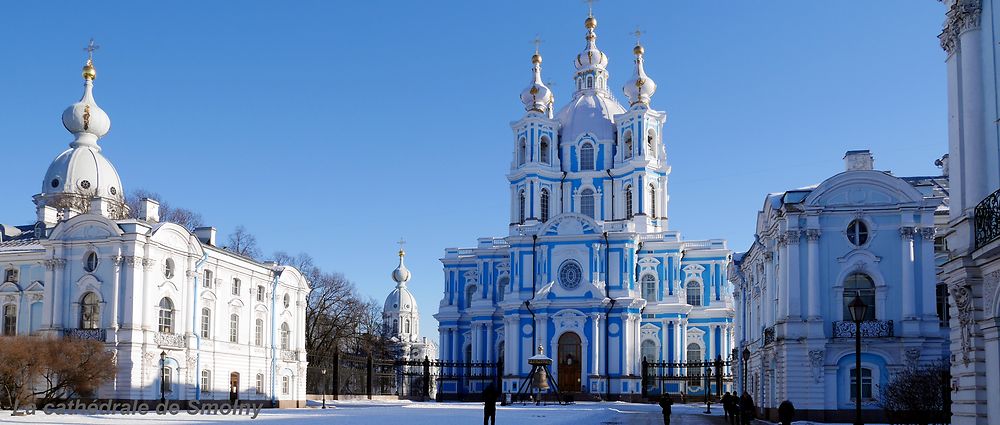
[844,150,874,171]
[194,226,217,246]
[139,198,160,223]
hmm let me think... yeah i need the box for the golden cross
[584,0,598,17]
[83,38,100,62]
[633,27,645,44]
[532,34,543,54]
[397,237,406,251]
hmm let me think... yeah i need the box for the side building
[729,151,949,421]
[0,54,310,407]
[435,12,735,400]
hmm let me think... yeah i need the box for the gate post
[641,358,648,398]
[715,355,723,397]
[332,349,340,400]
[423,356,431,400]
[366,355,373,400]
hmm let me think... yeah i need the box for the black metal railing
[641,357,733,399]
[975,188,1000,249]
[832,320,894,338]
[63,328,106,341]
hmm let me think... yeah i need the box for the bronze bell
[533,367,550,391]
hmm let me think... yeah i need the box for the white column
[900,226,917,320]
[673,320,681,364]
[959,22,988,209]
[777,236,789,321]
[708,324,715,361]
[764,252,774,326]
[919,228,937,319]
[680,319,688,366]
[486,322,494,363]
[806,229,821,320]
[785,230,802,319]
[591,314,601,376]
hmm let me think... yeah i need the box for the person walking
[740,392,756,425]
[722,392,733,424]
[483,384,498,425]
[659,394,674,425]
[777,400,795,425]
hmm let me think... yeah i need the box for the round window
[558,260,583,290]
[847,219,869,246]
[84,252,99,273]
[50,179,60,188]
[80,180,91,189]
[110,187,117,195]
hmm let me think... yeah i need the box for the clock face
[558,260,582,290]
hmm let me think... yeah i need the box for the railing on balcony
[281,350,298,362]
[975,188,1000,249]
[762,326,775,346]
[63,328,106,341]
[154,332,187,348]
[832,320,894,338]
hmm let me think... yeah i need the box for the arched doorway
[230,372,240,403]
[557,332,582,392]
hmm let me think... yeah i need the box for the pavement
[606,403,732,425]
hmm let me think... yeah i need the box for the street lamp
[321,369,328,409]
[159,351,167,407]
[704,366,713,414]
[741,347,750,394]
[848,292,869,425]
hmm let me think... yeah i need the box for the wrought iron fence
[63,328,106,341]
[832,320,894,338]
[975,188,1000,249]
[641,357,733,399]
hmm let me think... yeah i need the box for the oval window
[50,179,60,188]
[164,258,175,279]
[847,220,869,246]
[84,252,99,273]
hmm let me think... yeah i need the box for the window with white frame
[686,343,702,385]
[497,276,509,302]
[641,275,657,303]
[540,136,550,164]
[280,322,290,350]
[581,189,595,219]
[843,273,875,321]
[580,143,595,170]
[158,297,174,333]
[4,268,18,283]
[282,376,290,395]
[641,339,658,362]
[2,304,16,336]
[625,185,634,219]
[519,137,527,165]
[257,285,265,302]
[646,130,655,157]
[164,258,175,279]
[201,308,211,338]
[686,282,702,306]
[256,373,264,394]
[232,278,241,296]
[850,367,874,400]
[203,270,213,288]
[540,189,550,223]
[847,219,869,246]
[255,318,264,346]
[624,130,633,160]
[466,285,476,308]
[80,292,100,329]
[518,190,526,224]
[283,294,290,309]
[162,366,172,394]
[229,314,239,343]
[201,369,211,394]
[84,252,99,273]
[649,184,656,218]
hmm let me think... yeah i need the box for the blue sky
[1,1,948,342]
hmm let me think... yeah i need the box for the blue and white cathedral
[435,13,735,398]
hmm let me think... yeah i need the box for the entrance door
[230,372,240,403]
[557,332,582,392]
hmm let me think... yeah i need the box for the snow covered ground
[0,400,727,425]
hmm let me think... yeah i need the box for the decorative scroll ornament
[940,0,983,55]
[920,227,936,240]
[44,259,67,270]
[950,282,975,365]
[808,350,824,383]
[900,226,916,240]
[785,230,801,245]
[905,348,921,366]
[806,229,822,242]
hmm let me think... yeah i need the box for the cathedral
[383,245,437,361]
[435,13,735,398]
[0,52,309,406]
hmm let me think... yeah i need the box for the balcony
[762,326,775,346]
[832,320,894,338]
[63,328,106,341]
[154,332,187,349]
[280,350,298,362]
[975,188,1000,249]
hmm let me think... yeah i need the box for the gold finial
[397,237,406,258]
[633,27,645,55]
[82,38,100,80]
[532,35,543,64]
[584,0,598,28]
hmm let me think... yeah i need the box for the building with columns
[730,150,949,421]
[936,1,1000,424]
[0,53,310,406]
[434,12,734,399]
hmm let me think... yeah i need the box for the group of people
[660,391,775,425]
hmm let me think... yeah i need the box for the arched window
[280,322,290,350]
[586,75,593,88]
[576,78,582,90]
[581,189,595,219]
[405,319,410,333]
[201,369,212,394]
[580,143,595,170]
[497,276,509,302]
[647,130,656,157]
[847,220,869,246]
[686,343,703,384]
[162,366,173,395]
[84,252,99,273]
[540,136,550,164]
[518,137,527,165]
[255,373,264,394]
[518,190,526,224]
[164,258,175,279]
[232,278,241,296]
[229,314,239,343]
[649,184,657,218]
[686,281,702,306]
[466,285,476,308]
[282,376,290,395]
[540,189,550,222]
[850,367,874,400]
[843,273,876,321]
[201,307,211,338]
[255,318,264,346]
[641,339,658,362]
[641,275,657,302]
[624,130,633,159]
[80,292,100,329]
[158,297,174,333]
[2,304,16,336]
[625,185,634,219]
[393,319,399,333]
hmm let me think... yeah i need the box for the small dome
[392,249,411,284]
[520,53,553,114]
[62,79,111,146]
[623,44,657,107]
[574,17,608,73]
[383,286,418,315]
[41,146,124,202]
[556,92,625,142]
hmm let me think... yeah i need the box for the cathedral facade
[0,55,309,406]
[435,14,734,398]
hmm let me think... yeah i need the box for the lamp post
[848,293,868,425]
[704,366,713,414]
[741,347,750,394]
[159,351,167,407]
[321,369,327,409]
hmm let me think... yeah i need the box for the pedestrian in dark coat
[659,394,674,425]
[778,400,795,425]
[740,392,756,425]
[721,392,732,423]
[483,384,498,425]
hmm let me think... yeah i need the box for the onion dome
[574,16,608,74]
[623,43,657,106]
[391,248,411,287]
[39,54,124,205]
[519,52,553,114]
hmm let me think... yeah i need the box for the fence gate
[641,356,733,400]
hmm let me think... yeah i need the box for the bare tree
[124,189,204,230]
[0,337,114,413]
[878,361,951,425]
[226,225,261,260]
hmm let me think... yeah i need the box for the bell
[533,367,550,391]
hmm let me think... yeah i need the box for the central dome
[41,146,124,202]
[556,92,625,142]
